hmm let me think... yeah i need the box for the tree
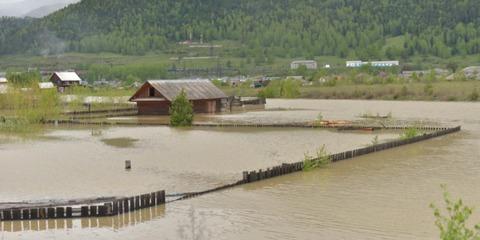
[431,186,480,240]
[169,89,193,127]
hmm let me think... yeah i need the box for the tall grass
[0,83,61,133]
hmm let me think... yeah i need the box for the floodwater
[1,99,479,239]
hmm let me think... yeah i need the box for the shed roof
[131,80,227,102]
[0,77,7,83]
[53,72,82,82]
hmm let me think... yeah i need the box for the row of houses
[290,60,400,70]
[346,60,400,68]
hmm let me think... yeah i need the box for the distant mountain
[1,0,480,60]
[23,3,71,18]
[0,0,78,17]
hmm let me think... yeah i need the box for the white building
[0,77,7,85]
[38,82,55,89]
[346,60,399,68]
[291,60,318,70]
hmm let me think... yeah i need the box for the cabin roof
[0,77,7,83]
[52,72,82,82]
[131,80,227,102]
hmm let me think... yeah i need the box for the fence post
[66,207,73,218]
[56,207,65,218]
[22,209,30,220]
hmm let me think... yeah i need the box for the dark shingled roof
[139,79,227,101]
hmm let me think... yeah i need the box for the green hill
[1,0,480,60]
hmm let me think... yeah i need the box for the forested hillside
[1,0,480,60]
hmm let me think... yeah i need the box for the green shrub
[0,83,60,133]
[424,82,434,96]
[258,79,300,98]
[401,127,419,140]
[169,89,194,127]
[469,89,479,101]
[303,145,331,171]
[430,185,480,240]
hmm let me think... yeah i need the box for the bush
[430,185,480,240]
[303,145,331,171]
[169,89,194,127]
[469,89,479,101]
[257,79,300,98]
[401,127,419,140]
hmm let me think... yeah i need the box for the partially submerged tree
[169,89,193,127]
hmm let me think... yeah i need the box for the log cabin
[129,80,227,115]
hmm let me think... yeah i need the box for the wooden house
[50,72,81,91]
[129,80,227,115]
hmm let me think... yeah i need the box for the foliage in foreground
[169,89,194,127]
[303,145,331,171]
[431,186,480,240]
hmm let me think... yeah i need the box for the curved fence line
[0,126,461,221]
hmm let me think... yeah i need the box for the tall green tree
[169,89,194,127]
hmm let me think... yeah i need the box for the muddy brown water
[1,99,479,239]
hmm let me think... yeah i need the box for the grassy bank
[221,81,480,102]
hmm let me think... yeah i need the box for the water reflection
[1,205,165,232]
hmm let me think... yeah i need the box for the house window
[149,87,155,97]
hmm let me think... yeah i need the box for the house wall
[192,99,220,113]
[137,101,171,115]
[137,99,222,115]
[134,84,163,98]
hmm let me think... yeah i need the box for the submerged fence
[49,119,454,132]
[0,126,461,222]
[0,191,165,221]
[242,126,461,183]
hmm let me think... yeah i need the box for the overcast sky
[0,0,79,17]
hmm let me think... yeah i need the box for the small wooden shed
[129,80,227,115]
[50,72,81,91]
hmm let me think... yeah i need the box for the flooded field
[1,99,479,239]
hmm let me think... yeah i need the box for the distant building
[0,77,7,94]
[346,60,399,68]
[401,69,450,79]
[50,72,82,91]
[129,80,227,115]
[38,82,55,89]
[286,76,304,80]
[290,60,318,70]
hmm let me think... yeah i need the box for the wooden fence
[49,119,454,132]
[241,126,461,184]
[0,126,461,222]
[0,191,165,221]
[63,107,138,116]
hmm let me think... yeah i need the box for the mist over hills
[0,0,78,17]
